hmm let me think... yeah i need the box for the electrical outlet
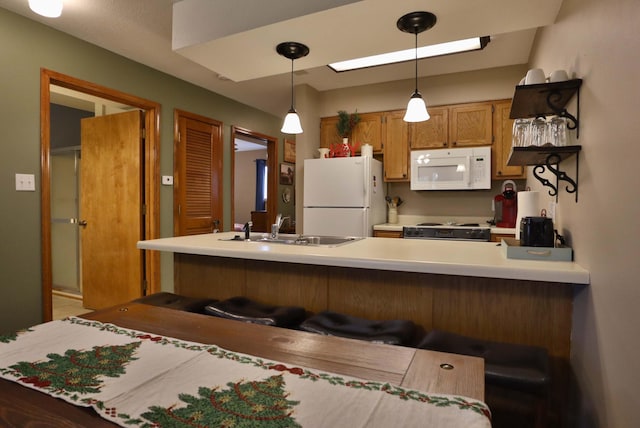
[16,173,36,191]
[162,175,174,185]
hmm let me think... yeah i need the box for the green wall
[0,8,283,334]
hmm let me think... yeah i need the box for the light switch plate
[162,175,174,185]
[16,173,36,191]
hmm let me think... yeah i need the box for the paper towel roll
[361,144,373,157]
[515,191,540,239]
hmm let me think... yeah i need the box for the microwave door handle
[464,157,471,185]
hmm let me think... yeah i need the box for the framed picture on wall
[279,163,294,185]
[284,139,296,163]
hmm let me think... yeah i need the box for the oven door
[410,153,471,190]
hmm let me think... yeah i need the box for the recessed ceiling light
[328,36,490,72]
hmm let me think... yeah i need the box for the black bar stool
[204,296,306,328]
[417,330,550,428]
[133,292,216,314]
[300,310,416,346]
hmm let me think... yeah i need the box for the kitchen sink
[222,233,362,247]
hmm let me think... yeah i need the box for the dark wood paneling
[245,260,328,312]
[174,254,246,299]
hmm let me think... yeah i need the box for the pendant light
[277,42,309,134]
[29,0,63,18]
[397,12,437,122]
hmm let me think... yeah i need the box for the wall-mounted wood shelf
[510,79,582,138]
[507,145,581,166]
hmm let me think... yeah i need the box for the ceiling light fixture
[277,41,309,135]
[28,0,63,18]
[397,11,437,123]
[328,36,490,72]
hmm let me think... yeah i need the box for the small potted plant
[332,110,360,157]
[336,110,360,139]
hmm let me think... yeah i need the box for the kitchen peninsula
[138,232,589,418]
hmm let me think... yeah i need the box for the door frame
[40,68,161,321]
[231,126,278,228]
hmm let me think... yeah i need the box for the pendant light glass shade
[281,108,303,134]
[277,42,309,135]
[29,0,63,17]
[397,12,437,123]
[403,91,430,122]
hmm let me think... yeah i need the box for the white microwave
[410,146,491,190]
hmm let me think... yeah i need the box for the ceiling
[0,0,563,117]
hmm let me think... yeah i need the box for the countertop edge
[138,233,589,285]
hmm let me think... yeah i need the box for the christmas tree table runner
[0,317,491,427]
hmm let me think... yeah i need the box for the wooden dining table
[0,302,484,427]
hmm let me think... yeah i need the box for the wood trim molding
[40,68,161,320]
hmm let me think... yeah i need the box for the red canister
[494,180,518,228]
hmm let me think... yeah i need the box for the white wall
[528,0,640,426]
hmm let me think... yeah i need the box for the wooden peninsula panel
[328,267,433,333]
[173,252,574,425]
[175,254,246,299]
[245,260,329,313]
[173,253,572,356]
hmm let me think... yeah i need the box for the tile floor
[52,293,89,320]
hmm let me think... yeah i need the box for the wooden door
[449,102,493,147]
[351,112,383,152]
[383,110,409,181]
[492,100,525,179]
[80,110,144,310]
[174,111,224,236]
[411,106,449,149]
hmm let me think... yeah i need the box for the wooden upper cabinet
[449,102,493,147]
[319,117,342,149]
[321,113,383,152]
[351,112,383,152]
[382,110,409,181]
[492,99,525,179]
[410,107,449,149]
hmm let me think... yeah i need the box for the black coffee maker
[520,216,555,247]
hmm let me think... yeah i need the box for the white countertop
[138,231,589,285]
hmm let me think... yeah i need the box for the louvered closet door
[175,113,223,236]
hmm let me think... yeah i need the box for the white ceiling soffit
[173,0,563,83]
[172,0,363,50]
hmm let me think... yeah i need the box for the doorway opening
[40,68,161,321]
[231,126,278,232]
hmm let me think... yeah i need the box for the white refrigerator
[303,157,386,237]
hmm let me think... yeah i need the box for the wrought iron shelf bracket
[508,146,582,202]
[532,153,579,202]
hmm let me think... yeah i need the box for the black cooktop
[417,222,481,227]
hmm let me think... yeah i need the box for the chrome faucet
[271,214,290,239]
[243,221,252,241]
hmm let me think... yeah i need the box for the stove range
[403,222,491,241]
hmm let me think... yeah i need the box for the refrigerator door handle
[363,159,370,201]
